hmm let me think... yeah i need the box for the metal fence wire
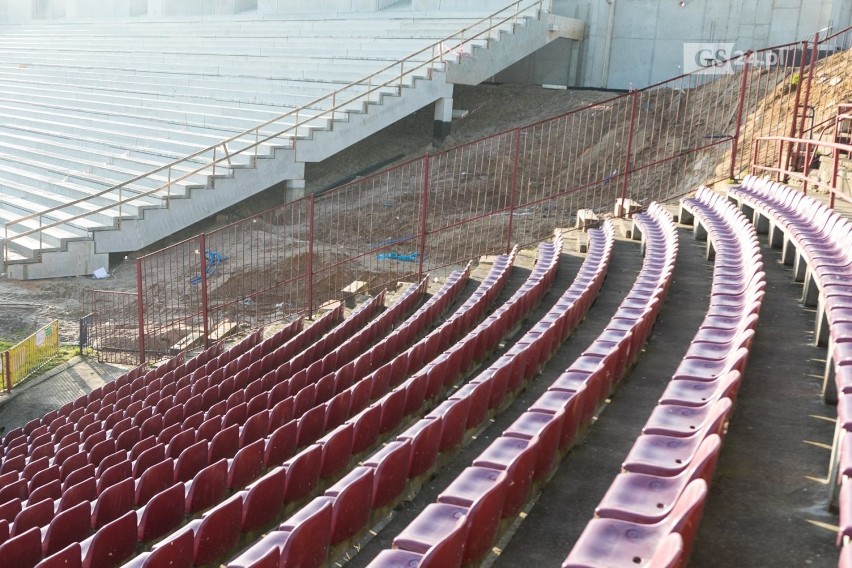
[90,28,852,362]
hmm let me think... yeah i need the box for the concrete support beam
[433,95,453,146]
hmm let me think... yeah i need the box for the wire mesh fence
[89,29,851,363]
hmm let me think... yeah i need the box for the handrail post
[776,139,785,182]
[729,51,751,180]
[831,142,840,209]
[418,155,430,281]
[751,138,760,177]
[506,128,521,254]
[199,234,210,350]
[620,90,639,217]
[3,351,11,393]
[307,194,315,320]
[167,166,172,208]
[785,40,809,179]
[136,258,146,364]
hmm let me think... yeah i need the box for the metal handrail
[2,0,551,264]
[751,134,852,208]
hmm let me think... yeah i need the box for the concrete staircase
[0,2,583,279]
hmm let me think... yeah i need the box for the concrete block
[614,198,641,218]
[575,209,598,230]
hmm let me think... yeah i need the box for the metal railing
[751,135,852,208]
[1,0,551,266]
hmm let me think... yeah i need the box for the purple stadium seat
[324,466,374,545]
[391,503,468,568]
[562,479,707,568]
[317,423,355,478]
[264,421,297,468]
[364,440,412,510]
[12,498,54,536]
[43,501,91,556]
[282,445,322,503]
[472,437,538,519]
[0,526,42,568]
[174,441,209,484]
[58,478,96,512]
[189,493,243,566]
[437,466,508,564]
[91,478,134,529]
[62,465,95,493]
[276,497,333,568]
[185,459,227,515]
[138,483,185,543]
[208,425,240,464]
[135,459,174,507]
[34,543,82,568]
[595,435,721,524]
[80,511,137,568]
[228,440,265,490]
[242,467,287,534]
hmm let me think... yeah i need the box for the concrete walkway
[0,357,130,432]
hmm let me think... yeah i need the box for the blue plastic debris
[377,251,420,263]
[191,250,227,285]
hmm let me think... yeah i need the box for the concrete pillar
[433,95,453,147]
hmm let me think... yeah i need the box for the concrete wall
[494,0,850,90]
[584,0,846,89]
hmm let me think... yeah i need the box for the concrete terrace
[0,3,583,279]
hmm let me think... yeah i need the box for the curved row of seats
[208,230,572,568]
[368,208,676,567]
[0,276,464,568]
[726,175,852,566]
[18,265,473,568]
[117,249,523,567]
[564,189,765,567]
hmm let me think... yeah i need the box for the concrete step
[0,138,204,192]
[0,154,165,209]
[0,127,209,179]
[0,92,334,139]
[0,106,283,159]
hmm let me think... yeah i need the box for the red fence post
[135,258,146,364]
[3,351,11,392]
[785,40,810,178]
[418,155,430,280]
[620,91,639,217]
[199,234,210,350]
[307,194,315,319]
[729,52,752,180]
[798,35,820,142]
[506,128,521,254]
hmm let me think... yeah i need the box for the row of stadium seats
[218,230,581,568]
[110,250,521,567]
[0,275,459,567]
[727,175,852,566]
[369,207,674,567]
[564,189,765,567]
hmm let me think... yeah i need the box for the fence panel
[205,197,311,335]
[423,131,517,271]
[87,26,852,363]
[730,42,809,175]
[2,320,59,390]
[312,159,425,308]
[137,236,205,360]
[90,290,141,364]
